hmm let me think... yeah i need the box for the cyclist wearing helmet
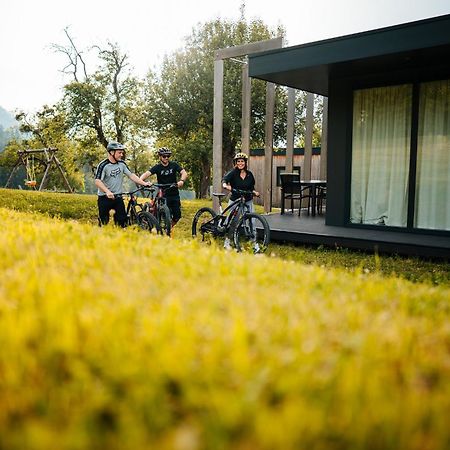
[140,147,188,226]
[223,152,259,201]
[95,141,152,227]
[222,152,260,249]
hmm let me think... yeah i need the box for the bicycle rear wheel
[233,213,270,254]
[192,207,217,243]
[137,211,162,234]
[158,204,172,236]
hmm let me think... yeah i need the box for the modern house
[248,14,450,258]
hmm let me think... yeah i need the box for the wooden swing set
[5,148,73,192]
[25,153,37,188]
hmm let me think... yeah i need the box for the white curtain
[350,85,412,226]
[415,79,450,231]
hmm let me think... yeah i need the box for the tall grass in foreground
[0,208,449,450]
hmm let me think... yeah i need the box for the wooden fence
[248,148,322,208]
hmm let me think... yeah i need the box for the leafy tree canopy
[2,16,324,195]
[144,15,323,198]
[55,29,152,174]
[144,16,289,197]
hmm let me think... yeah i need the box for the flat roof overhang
[248,14,450,96]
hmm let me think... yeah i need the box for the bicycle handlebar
[231,188,259,197]
[113,186,153,198]
[152,183,178,189]
[113,183,178,200]
[115,183,178,199]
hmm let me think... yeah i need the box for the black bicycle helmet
[107,141,125,152]
[158,147,172,156]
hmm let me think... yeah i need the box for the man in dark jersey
[95,141,151,227]
[140,147,188,226]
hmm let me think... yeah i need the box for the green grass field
[0,205,449,449]
[1,188,448,286]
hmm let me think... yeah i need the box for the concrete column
[304,92,314,181]
[241,61,251,154]
[320,96,328,180]
[212,59,224,212]
[286,87,295,172]
[264,82,275,213]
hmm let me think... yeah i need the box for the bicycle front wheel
[192,207,217,243]
[233,213,270,254]
[137,211,162,234]
[158,204,172,236]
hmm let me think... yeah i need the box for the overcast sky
[1,0,448,113]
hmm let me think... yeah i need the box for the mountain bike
[99,187,161,233]
[192,189,270,253]
[142,183,175,236]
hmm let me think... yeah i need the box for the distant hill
[0,106,17,129]
[0,106,21,152]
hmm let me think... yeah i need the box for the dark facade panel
[249,14,450,95]
[247,13,450,246]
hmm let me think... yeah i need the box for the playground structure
[5,148,73,192]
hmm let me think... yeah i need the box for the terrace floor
[264,210,450,259]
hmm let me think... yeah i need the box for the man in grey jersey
[95,141,151,227]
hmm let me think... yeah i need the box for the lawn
[0,206,449,449]
[0,188,448,286]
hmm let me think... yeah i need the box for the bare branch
[51,42,79,81]
[51,27,90,82]
[63,27,88,79]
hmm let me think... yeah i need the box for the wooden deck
[264,211,450,259]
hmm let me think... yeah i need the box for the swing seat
[25,180,37,187]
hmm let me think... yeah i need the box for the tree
[55,29,152,174]
[144,16,287,198]
[292,93,324,148]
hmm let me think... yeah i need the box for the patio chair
[316,185,327,215]
[280,172,312,215]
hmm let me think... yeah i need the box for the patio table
[299,180,326,217]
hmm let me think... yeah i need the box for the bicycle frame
[123,188,148,225]
[145,184,169,217]
[219,197,250,225]
[200,190,252,237]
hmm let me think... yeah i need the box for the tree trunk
[198,157,211,198]
[222,131,236,176]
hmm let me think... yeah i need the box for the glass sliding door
[415,79,450,231]
[350,85,412,226]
